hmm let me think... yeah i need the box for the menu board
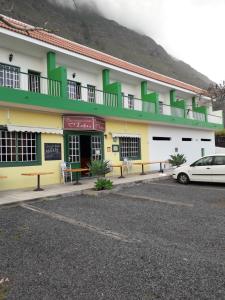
[44,143,62,161]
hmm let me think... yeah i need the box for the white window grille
[28,71,40,93]
[119,137,140,160]
[0,63,20,89]
[69,135,80,162]
[91,136,102,160]
[68,81,81,100]
[128,94,134,109]
[0,131,37,162]
[87,85,96,103]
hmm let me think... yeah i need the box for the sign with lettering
[63,116,105,132]
[44,143,62,161]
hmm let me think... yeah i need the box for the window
[213,156,225,165]
[182,138,192,141]
[152,136,171,141]
[201,138,211,142]
[68,135,80,162]
[28,70,40,93]
[192,156,213,166]
[159,101,164,114]
[91,136,102,161]
[128,94,134,109]
[0,63,20,89]
[119,137,141,160]
[68,80,81,100]
[0,131,40,166]
[87,85,96,103]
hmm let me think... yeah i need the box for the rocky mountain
[0,0,213,89]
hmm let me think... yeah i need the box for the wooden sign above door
[63,116,105,132]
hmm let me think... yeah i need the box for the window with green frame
[119,137,141,160]
[0,131,41,167]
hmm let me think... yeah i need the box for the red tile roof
[0,15,204,94]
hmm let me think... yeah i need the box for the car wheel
[177,173,190,184]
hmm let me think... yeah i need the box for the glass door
[91,135,103,161]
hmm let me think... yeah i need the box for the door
[28,70,40,93]
[211,156,225,183]
[189,156,214,182]
[91,135,103,161]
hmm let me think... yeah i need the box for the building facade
[0,15,223,190]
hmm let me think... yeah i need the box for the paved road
[1,179,225,299]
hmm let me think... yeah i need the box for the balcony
[0,68,61,97]
[0,70,223,129]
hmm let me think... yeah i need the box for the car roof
[202,154,225,157]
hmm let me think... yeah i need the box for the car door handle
[206,167,211,169]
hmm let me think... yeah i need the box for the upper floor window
[0,63,20,89]
[87,85,96,103]
[68,80,81,100]
[128,94,134,109]
[159,101,164,114]
[28,70,40,93]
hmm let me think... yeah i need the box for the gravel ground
[1,179,225,299]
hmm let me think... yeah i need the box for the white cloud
[51,0,225,83]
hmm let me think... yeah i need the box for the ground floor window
[119,137,141,160]
[0,131,40,166]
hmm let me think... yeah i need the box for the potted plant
[168,153,187,168]
[88,160,113,191]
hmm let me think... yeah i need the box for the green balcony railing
[0,68,61,97]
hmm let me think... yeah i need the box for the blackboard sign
[44,143,62,161]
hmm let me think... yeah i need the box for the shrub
[88,160,112,177]
[95,178,113,191]
[168,153,187,167]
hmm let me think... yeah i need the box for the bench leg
[74,172,82,185]
[118,166,125,178]
[34,175,44,191]
[140,164,146,175]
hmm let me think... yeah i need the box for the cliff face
[0,0,212,89]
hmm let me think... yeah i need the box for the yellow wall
[0,108,63,191]
[0,108,62,128]
[104,119,149,175]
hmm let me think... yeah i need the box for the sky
[54,0,225,83]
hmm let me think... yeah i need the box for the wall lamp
[72,72,76,79]
[9,53,13,62]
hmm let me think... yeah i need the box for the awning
[112,133,140,138]
[6,125,63,135]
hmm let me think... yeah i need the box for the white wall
[0,47,46,76]
[216,147,225,154]
[148,125,215,169]
[66,66,102,89]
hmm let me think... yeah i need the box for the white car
[172,154,225,184]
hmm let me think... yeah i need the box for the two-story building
[0,15,223,190]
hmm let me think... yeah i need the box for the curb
[0,174,172,207]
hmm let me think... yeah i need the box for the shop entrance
[64,131,104,178]
[80,135,91,175]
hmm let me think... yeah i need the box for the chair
[122,158,133,175]
[60,162,72,184]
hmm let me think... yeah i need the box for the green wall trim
[47,52,68,98]
[0,86,223,130]
[170,90,186,118]
[0,133,41,168]
[102,69,122,107]
[141,81,159,113]
[192,97,208,122]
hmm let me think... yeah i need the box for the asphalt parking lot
[1,179,225,300]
